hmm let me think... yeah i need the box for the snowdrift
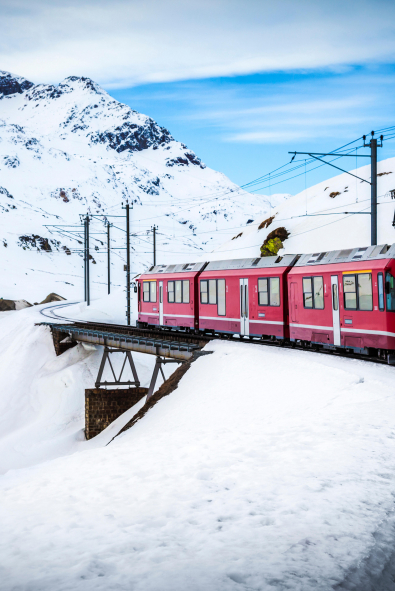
[1,323,395,589]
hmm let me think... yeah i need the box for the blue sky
[112,65,395,194]
[2,0,395,195]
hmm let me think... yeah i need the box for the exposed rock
[260,227,290,257]
[0,72,34,97]
[39,293,66,304]
[0,299,32,311]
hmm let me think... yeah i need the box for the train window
[182,280,190,304]
[258,278,268,305]
[258,277,280,306]
[303,276,324,309]
[175,280,182,303]
[343,275,357,309]
[270,277,280,306]
[150,281,157,303]
[200,280,208,304]
[143,281,150,302]
[385,272,395,311]
[343,273,372,310]
[358,274,373,310]
[378,273,385,311]
[218,279,226,316]
[332,284,338,311]
[209,279,217,305]
[313,277,324,309]
[168,281,175,303]
[303,278,313,308]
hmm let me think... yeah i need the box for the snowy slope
[1,315,395,589]
[0,71,283,302]
[212,157,395,260]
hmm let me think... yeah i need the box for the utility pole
[122,201,131,325]
[363,132,382,246]
[86,214,90,306]
[289,131,383,246]
[152,225,158,267]
[81,213,90,305]
[107,221,111,295]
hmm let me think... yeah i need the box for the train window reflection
[150,281,157,303]
[143,281,150,302]
[258,278,268,305]
[313,277,324,309]
[303,277,313,308]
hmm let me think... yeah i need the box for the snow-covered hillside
[0,71,282,302]
[1,300,395,590]
[213,157,395,260]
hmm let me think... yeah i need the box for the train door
[290,282,298,322]
[159,281,163,325]
[331,275,341,346]
[239,278,249,336]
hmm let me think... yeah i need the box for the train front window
[358,273,372,310]
[343,275,357,310]
[385,272,395,311]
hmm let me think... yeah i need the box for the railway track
[38,302,391,367]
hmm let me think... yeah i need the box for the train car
[197,255,298,337]
[137,262,206,330]
[287,244,395,354]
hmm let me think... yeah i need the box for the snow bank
[1,340,395,590]
[0,297,172,473]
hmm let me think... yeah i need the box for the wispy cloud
[1,0,395,87]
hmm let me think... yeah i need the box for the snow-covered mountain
[0,71,282,302]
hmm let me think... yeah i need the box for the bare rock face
[0,299,32,311]
[0,72,34,97]
[39,293,66,304]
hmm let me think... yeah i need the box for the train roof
[143,262,207,275]
[204,254,299,271]
[295,243,395,267]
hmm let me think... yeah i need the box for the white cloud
[1,0,395,87]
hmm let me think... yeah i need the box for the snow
[1,338,395,589]
[0,71,282,303]
[0,296,169,474]
[212,157,395,260]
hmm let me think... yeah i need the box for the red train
[136,244,395,363]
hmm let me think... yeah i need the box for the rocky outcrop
[0,72,34,97]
